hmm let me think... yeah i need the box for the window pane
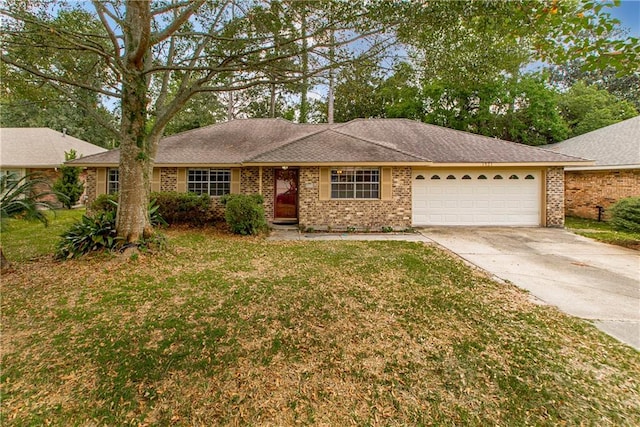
[188,168,231,196]
[331,168,379,199]
[108,169,119,194]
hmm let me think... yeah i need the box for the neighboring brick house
[0,128,107,205]
[70,118,591,229]
[548,116,640,220]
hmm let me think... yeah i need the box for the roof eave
[243,161,434,167]
[427,161,595,167]
[565,163,640,171]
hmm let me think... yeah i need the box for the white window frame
[330,167,380,199]
[187,168,231,196]
[108,168,119,194]
[0,169,24,186]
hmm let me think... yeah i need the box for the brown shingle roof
[69,118,589,166]
[546,116,640,168]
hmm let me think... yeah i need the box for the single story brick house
[547,116,640,220]
[70,118,591,229]
[0,128,107,204]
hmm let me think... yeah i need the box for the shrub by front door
[274,169,298,223]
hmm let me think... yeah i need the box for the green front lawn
[2,223,639,425]
[565,216,640,249]
[1,208,85,262]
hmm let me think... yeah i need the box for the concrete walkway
[268,227,640,350]
[419,227,640,350]
[268,229,429,242]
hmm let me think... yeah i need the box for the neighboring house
[70,118,590,229]
[0,128,107,204]
[548,116,640,220]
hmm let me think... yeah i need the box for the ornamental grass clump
[55,210,120,259]
[609,197,640,233]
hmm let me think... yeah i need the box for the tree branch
[0,54,121,98]
[92,0,123,66]
[152,0,206,45]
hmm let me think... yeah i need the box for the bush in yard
[609,197,640,233]
[151,192,212,226]
[90,193,118,213]
[56,210,120,259]
[220,194,267,235]
[53,150,84,209]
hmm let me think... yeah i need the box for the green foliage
[219,194,267,235]
[0,10,117,148]
[55,210,120,259]
[609,197,640,233]
[152,192,214,226]
[0,172,63,229]
[53,150,84,208]
[547,59,640,110]
[91,192,213,226]
[558,81,638,137]
[90,193,118,213]
[421,74,569,145]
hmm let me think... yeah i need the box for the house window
[462,175,471,180]
[431,175,441,180]
[188,168,231,196]
[446,175,456,180]
[493,175,503,180]
[509,174,519,180]
[478,175,487,179]
[0,169,23,189]
[525,174,535,180]
[331,168,379,199]
[108,168,119,194]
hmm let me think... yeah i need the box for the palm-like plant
[1,172,65,272]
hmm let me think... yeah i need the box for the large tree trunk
[116,133,154,243]
[116,1,154,244]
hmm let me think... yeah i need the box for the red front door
[274,169,298,222]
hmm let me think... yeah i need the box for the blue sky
[608,0,640,37]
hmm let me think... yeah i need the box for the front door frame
[273,167,299,223]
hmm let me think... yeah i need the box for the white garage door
[412,170,542,226]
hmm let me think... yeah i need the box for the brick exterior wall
[160,167,178,191]
[296,166,412,231]
[261,168,275,222]
[84,169,97,205]
[28,168,62,207]
[545,167,565,227]
[565,169,640,220]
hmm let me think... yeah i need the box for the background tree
[53,150,85,209]
[558,81,638,137]
[0,9,118,148]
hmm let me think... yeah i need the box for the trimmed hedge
[91,192,217,226]
[609,197,640,233]
[152,192,214,226]
[220,194,268,235]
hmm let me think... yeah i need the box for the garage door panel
[413,170,541,226]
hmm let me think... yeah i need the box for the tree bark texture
[116,1,154,243]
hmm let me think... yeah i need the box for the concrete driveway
[419,227,640,350]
